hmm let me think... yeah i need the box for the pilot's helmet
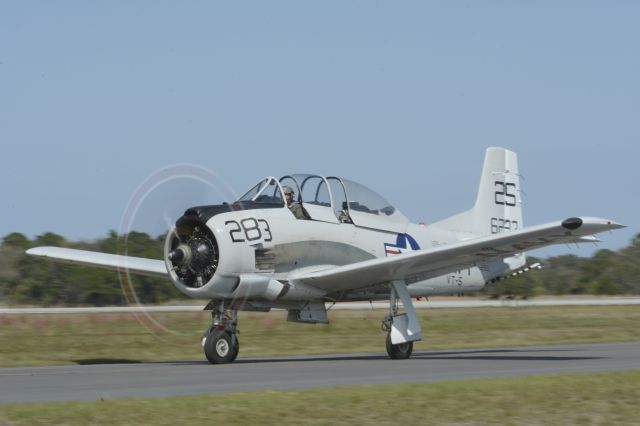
[283,186,294,196]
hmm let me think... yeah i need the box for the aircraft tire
[204,330,239,364]
[385,333,413,360]
[230,335,240,362]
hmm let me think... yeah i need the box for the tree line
[0,231,183,306]
[484,232,640,298]
[0,231,638,306]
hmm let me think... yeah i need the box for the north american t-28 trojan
[28,148,624,363]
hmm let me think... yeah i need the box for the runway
[1,342,639,403]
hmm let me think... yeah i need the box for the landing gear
[202,301,239,364]
[203,330,239,364]
[382,280,422,360]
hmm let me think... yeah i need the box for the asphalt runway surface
[1,342,639,404]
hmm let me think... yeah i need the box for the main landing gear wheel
[204,330,239,364]
[386,333,413,360]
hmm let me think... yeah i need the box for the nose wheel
[202,301,239,364]
[203,330,239,364]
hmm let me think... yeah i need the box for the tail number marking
[494,181,517,206]
[491,218,519,234]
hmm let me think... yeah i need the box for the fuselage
[166,202,523,303]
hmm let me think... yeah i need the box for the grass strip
[1,370,639,425]
[1,305,638,367]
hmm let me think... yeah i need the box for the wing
[26,247,168,278]
[289,217,624,292]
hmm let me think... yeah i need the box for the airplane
[26,147,625,364]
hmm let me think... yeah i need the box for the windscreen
[237,177,284,205]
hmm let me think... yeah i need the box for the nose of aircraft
[165,221,219,289]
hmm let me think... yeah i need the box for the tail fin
[433,147,523,236]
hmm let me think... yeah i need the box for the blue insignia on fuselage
[384,233,420,256]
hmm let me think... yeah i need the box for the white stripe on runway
[1,297,639,314]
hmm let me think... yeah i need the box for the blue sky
[1,1,638,258]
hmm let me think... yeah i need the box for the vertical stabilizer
[433,147,523,236]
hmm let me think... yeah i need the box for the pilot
[283,186,310,220]
[337,201,352,223]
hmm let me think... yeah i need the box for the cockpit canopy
[237,174,408,233]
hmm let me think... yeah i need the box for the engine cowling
[163,204,249,299]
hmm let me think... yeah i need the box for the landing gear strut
[202,301,239,364]
[382,280,422,360]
